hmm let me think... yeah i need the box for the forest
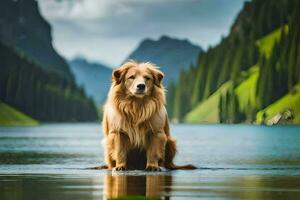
[167,0,300,124]
[0,42,98,122]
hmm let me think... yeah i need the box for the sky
[38,0,247,67]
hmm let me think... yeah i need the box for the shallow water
[0,123,300,199]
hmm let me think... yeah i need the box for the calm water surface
[0,123,300,199]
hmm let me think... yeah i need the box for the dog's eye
[144,76,151,80]
[128,75,135,79]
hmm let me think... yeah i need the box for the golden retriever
[102,60,195,171]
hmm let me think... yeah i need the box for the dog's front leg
[114,132,129,171]
[146,132,167,171]
[105,132,116,170]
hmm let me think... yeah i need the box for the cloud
[38,0,246,66]
[39,0,148,20]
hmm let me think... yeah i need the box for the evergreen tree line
[256,7,300,109]
[219,86,245,124]
[167,0,298,122]
[219,2,300,123]
[0,42,98,121]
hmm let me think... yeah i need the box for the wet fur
[102,60,196,171]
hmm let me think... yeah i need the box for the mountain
[68,57,112,104]
[168,0,300,124]
[0,42,98,122]
[0,0,98,122]
[0,100,38,126]
[125,35,202,85]
[0,0,73,79]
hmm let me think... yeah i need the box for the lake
[0,123,300,200]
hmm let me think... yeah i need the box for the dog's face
[124,65,153,97]
[112,61,164,98]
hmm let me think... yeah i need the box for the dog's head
[112,60,164,98]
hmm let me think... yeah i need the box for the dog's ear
[112,64,129,84]
[113,61,137,84]
[151,68,164,87]
[112,68,123,84]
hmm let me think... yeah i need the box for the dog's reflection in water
[103,174,172,200]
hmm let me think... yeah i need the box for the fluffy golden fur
[102,60,195,171]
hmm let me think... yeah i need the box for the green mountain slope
[0,0,99,123]
[185,66,258,124]
[169,0,300,124]
[0,42,98,122]
[235,66,259,111]
[256,84,300,124]
[256,25,289,58]
[185,25,289,124]
[185,81,232,123]
[0,101,38,126]
[0,0,73,79]
[235,25,288,114]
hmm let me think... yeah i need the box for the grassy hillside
[256,25,288,58]
[185,25,289,124]
[0,101,38,126]
[168,0,297,122]
[236,25,288,112]
[185,66,258,124]
[185,81,232,123]
[235,66,259,111]
[256,84,300,124]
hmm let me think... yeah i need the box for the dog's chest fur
[106,103,165,148]
[121,121,153,148]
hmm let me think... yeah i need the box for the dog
[102,60,195,171]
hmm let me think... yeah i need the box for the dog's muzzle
[136,83,145,92]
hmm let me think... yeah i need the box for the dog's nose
[137,84,145,91]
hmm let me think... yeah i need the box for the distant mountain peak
[125,35,203,85]
[0,0,73,79]
[68,57,112,104]
[159,35,172,41]
[72,55,87,61]
[70,57,112,70]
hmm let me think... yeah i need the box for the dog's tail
[164,136,197,170]
[87,165,108,170]
[165,163,197,170]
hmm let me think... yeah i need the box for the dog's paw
[115,165,126,171]
[145,165,161,172]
